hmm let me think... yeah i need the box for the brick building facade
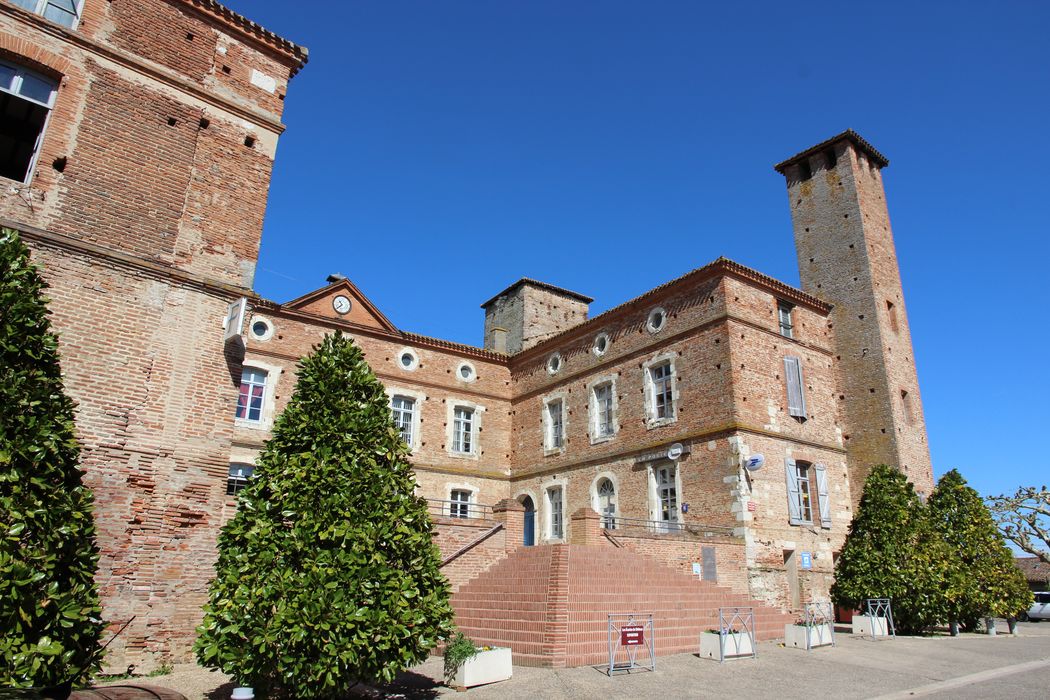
[1,0,934,670]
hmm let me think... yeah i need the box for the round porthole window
[397,347,419,371]
[248,316,274,341]
[546,352,562,375]
[593,332,610,357]
[647,307,667,334]
[457,362,476,382]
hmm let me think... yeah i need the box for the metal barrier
[864,597,896,639]
[702,607,757,663]
[426,498,493,520]
[599,514,733,538]
[801,601,836,651]
[606,613,655,675]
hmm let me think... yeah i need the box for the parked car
[1020,591,1050,621]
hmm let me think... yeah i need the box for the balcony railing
[600,514,733,539]
[426,498,493,521]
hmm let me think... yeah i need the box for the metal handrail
[600,514,733,538]
[426,498,493,520]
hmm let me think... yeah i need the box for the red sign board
[620,625,645,646]
[747,501,757,512]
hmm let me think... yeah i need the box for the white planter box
[453,647,513,689]
[852,615,889,637]
[784,623,833,649]
[699,631,754,660]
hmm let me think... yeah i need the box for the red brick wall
[432,518,510,592]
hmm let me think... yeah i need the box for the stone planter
[453,647,513,689]
[785,623,833,649]
[699,631,754,661]
[852,615,890,637]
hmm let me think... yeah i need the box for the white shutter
[785,356,807,418]
[785,458,802,525]
[815,463,832,528]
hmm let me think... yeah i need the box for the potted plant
[785,616,834,649]
[699,627,754,661]
[443,632,512,690]
[851,614,890,636]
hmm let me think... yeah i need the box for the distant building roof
[1015,556,1050,585]
[481,277,594,309]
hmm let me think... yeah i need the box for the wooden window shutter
[815,463,832,528]
[785,356,807,418]
[784,458,802,525]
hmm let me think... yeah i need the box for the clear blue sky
[223,1,1048,500]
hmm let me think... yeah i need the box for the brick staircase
[451,544,794,667]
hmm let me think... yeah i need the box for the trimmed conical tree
[0,228,103,689]
[927,469,1032,632]
[195,332,455,696]
[831,464,957,634]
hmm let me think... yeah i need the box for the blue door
[521,496,535,546]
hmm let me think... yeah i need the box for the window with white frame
[650,361,674,421]
[226,463,254,496]
[654,463,679,527]
[0,60,58,183]
[784,459,831,528]
[390,395,415,446]
[452,406,474,454]
[593,382,615,439]
[10,0,82,29]
[547,485,564,540]
[596,478,616,529]
[450,489,472,518]
[778,301,795,339]
[544,398,565,451]
[235,368,268,422]
[784,356,807,420]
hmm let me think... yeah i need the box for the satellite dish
[744,454,765,471]
[667,442,684,460]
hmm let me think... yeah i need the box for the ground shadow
[349,671,442,699]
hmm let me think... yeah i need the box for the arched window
[597,478,616,529]
[0,60,59,183]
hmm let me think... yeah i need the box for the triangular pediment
[283,279,398,332]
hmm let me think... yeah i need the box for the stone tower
[481,278,592,354]
[775,130,934,499]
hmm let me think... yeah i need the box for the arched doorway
[596,478,616,529]
[519,495,535,546]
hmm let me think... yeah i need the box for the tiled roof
[774,129,889,173]
[480,277,594,308]
[1015,556,1050,584]
[180,0,309,75]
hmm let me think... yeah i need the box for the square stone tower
[775,130,934,499]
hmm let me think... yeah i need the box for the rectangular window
[546,399,564,449]
[390,395,415,445]
[548,486,564,539]
[452,406,473,454]
[594,383,614,437]
[778,302,795,339]
[784,356,807,419]
[450,489,471,518]
[785,458,816,525]
[650,362,674,420]
[236,368,267,422]
[10,0,82,29]
[226,463,254,496]
[0,60,58,183]
[656,464,679,526]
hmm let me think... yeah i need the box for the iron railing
[426,498,493,520]
[600,514,733,538]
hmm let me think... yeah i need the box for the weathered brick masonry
[0,0,306,669]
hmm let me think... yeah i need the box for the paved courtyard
[125,621,1050,699]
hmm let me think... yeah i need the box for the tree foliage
[831,464,957,634]
[927,470,1032,623]
[195,333,455,697]
[988,486,1050,565]
[0,228,103,688]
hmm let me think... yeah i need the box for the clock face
[332,295,351,315]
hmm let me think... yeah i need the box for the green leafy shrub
[442,632,479,683]
[928,469,1032,625]
[0,228,103,688]
[195,332,455,697]
[831,464,956,634]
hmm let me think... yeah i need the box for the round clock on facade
[332,295,351,314]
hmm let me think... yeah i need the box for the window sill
[543,446,566,457]
[446,450,479,460]
[646,416,678,430]
[234,418,271,430]
[589,432,617,446]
